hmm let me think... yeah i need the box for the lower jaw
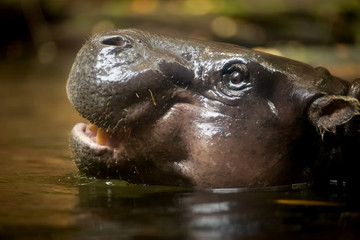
[69,127,120,177]
[69,125,193,186]
[69,131,190,185]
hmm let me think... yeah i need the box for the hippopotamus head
[67,29,360,188]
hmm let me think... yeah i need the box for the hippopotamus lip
[70,123,129,154]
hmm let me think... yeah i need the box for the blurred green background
[1,0,360,80]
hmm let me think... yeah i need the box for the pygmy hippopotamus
[67,29,360,189]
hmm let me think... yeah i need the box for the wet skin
[67,29,360,188]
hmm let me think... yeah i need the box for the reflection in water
[73,180,360,239]
[75,180,266,239]
[0,66,359,239]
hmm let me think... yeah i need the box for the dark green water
[0,62,359,240]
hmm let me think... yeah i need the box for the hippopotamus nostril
[100,36,128,47]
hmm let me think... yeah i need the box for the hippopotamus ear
[308,94,360,136]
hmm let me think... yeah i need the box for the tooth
[88,123,98,134]
[97,128,108,145]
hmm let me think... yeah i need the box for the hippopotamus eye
[229,71,242,85]
[223,64,249,90]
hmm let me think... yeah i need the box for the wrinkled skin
[67,29,360,189]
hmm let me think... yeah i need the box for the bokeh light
[211,16,237,38]
[131,0,159,15]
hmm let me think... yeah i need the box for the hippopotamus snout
[67,29,360,188]
[67,30,196,130]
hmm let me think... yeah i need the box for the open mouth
[71,123,130,152]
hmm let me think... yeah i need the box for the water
[0,62,359,240]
